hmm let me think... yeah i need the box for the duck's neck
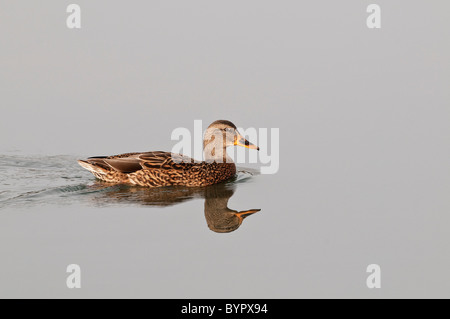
[203,141,233,163]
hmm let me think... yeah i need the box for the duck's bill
[234,135,260,150]
[235,209,261,220]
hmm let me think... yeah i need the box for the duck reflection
[89,177,260,233]
[203,183,260,233]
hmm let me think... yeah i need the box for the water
[0,154,262,234]
[1,154,449,298]
[0,154,257,212]
[0,155,93,208]
[2,0,450,299]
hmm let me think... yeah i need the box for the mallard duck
[78,120,259,187]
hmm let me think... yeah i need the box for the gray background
[0,0,449,298]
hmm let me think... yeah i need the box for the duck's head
[203,120,259,152]
[203,120,259,162]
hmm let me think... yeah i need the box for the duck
[78,120,259,187]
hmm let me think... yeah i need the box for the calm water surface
[0,154,449,298]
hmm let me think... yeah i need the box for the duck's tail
[77,159,108,175]
[78,158,131,183]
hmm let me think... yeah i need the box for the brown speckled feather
[78,151,236,187]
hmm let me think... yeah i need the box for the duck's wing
[91,151,197,173]
[138,151,196,170]
[99,157,143,173]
